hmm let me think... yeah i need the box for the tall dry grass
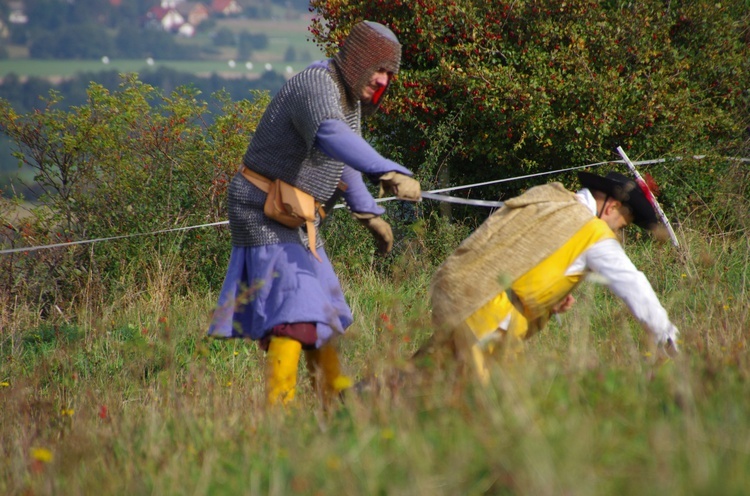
[1,173,749,495]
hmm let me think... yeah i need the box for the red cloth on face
[371,84,386,105]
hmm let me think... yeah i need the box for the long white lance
[616,146,679,248]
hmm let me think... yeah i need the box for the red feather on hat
[643,173,660,196]
[636,172,659,206]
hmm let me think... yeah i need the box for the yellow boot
[266,336,302,407]
[305,343,353,404]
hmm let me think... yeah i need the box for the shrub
[0,74,270,312]
[309,0,750,225]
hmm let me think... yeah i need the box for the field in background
[0,16,325,80]
[0,58,315,80]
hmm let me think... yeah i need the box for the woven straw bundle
[430,182,594,333]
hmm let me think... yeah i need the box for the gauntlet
[379,172,421,201]
[353,212,393,255]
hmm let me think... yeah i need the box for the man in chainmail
[208,21,421,407]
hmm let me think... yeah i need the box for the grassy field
[0,58,317,80]
[0,16,325,80]
[1,221,748,495]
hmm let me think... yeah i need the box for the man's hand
[662,337,680,358]
[379,172,421,201]
[353,212,393,255]
[657,325,680,359]
[551,294,576,314]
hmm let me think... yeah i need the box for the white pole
[616,146,679,248]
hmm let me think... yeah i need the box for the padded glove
[379,172,421,201]
[352,212,393,255]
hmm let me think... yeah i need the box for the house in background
[8,1,28,25]
[160,0,187,8]
[178,23,195,37]
[177,2,211,28]
[211,0,242,17]
[145,5,186,32]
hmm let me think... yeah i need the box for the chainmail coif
[332,21,401,116]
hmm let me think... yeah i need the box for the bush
[0,75,270,312]
[29,23,114,59]
[309,0,750,225]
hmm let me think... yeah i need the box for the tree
[29,23,114,59]
[284,45,297,62]
[309,0,750,218]
[115,23,197,60]
[213,27,237,47]
[239,31,269,50]
[0,75,272,308]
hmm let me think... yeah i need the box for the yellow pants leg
[451,323,491,385]
[305,342,353,403]
[266,336,302,407]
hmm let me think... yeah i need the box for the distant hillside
[0,8,328,198]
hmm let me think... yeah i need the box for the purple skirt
[208,243,353,348]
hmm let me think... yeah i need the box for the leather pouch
[241,166,322,262]
[264,178,316,229]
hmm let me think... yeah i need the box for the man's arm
[338,165,383,216]
[315,119,421,201]
[583,238,679,347]
[315,119,413,178]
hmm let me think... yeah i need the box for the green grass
[1,222,748,495]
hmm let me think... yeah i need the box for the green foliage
[0,5,747,490]
[21,323,83,353]
[29,23,114,59]
[0,68,288,116]
[212,27,237,47]
[114,24,197,60]
[0,74,270,310]
[310,0,750,223]
[657,158,750,233]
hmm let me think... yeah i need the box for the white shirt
[569,189,679,345]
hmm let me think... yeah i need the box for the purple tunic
[208,243,352,348]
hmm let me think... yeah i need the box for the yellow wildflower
[326,455,341,470]
[31,448,53,463]
[333,375,353,392]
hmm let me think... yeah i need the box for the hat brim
[578,171,659,229]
